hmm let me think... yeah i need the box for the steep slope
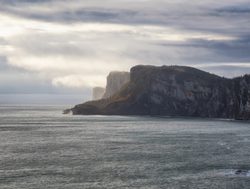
[71,65,250,120]
[102,71,130,98]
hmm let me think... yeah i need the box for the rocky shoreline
[66,65,250,120]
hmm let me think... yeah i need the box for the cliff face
[102,71,130,98]
[71,65,250,120]
[92,87,105,100]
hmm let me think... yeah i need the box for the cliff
[70,65,250,120]
[92,87,105,100]
[102,71,130,98]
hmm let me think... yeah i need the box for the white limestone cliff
[102,71,130,98]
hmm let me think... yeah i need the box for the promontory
[68,65,250,120]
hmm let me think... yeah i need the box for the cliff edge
[70,65,250,120]
[102,71,130,98]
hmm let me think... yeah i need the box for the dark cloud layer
[216,5,250,14]
[1,0,250,39]
[0,0,249,98]
[0,0,53,4]
[160,36,250,63]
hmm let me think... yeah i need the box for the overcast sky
[0,0,250,100]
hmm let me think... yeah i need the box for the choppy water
[0,106,250,189]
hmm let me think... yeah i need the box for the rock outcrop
[92,87,105,100]
[70,65,250,120]
[102,71,130,98]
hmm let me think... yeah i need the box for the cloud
[0,0,249,98]
[52,74,107,88]
[215,4,250,15]
[157,36,250,63]
[196,64,250,78]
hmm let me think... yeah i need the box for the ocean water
[0,106,250,189]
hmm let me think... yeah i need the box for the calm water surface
[0,106,250,189]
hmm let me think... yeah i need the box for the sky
[0,0,250,103]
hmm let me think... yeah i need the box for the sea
[0,105,250,189]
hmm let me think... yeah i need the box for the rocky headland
[69,65,250,120]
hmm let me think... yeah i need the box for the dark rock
[235,169,249,176]
[69,65,250,120]
[63,109,71,114]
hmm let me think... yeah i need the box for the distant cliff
[70,65,250,120]
[92,87,105,100]
[102,71,130,98]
